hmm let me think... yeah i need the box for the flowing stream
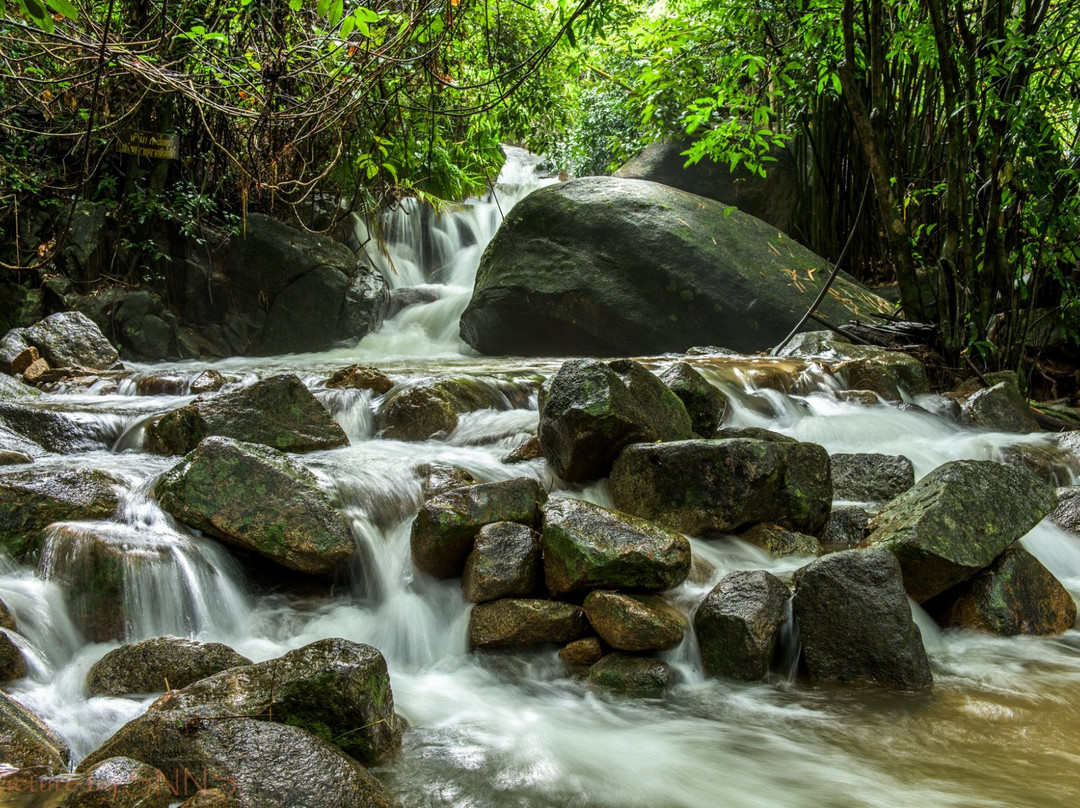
[3,148,1080,807]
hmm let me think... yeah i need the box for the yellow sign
[119,131,179,160]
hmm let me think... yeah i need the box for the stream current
[3,148,1080,807]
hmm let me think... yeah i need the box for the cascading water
[2,149,1080,807]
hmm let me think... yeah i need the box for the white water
[3,150,1080,807]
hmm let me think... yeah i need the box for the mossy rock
[738,523,821,558]
[583,591,686,652]
[0,689,71,773]
[461,522,542,603]
[468,598,589,648]
[658,362,728,438]
[58,757,172,808]
[87,636,252,696]
[694,570,789,681]
[578,653,671,695]
[374,376,512,441]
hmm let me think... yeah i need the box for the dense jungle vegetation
[1,0,1079,380]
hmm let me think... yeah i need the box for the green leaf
[328,0,343,26]
[44,0,75,17]
[288,0,302,11]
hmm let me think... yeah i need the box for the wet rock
[0,450,33,465]
[147,638,400,766]
[503,435,544,464]
[178,789,234,808]
[418,463,476,499]
[59,757,171,808]
[0,631,28,681]
[713,426,797,443]
[410,477,544,579]
[374,377,509,441]
[558,637,604,666]
[22,357,49,384]
[145,374,348,456]
[830,453,915,503]
[694,570,789,681]
[738,523,820,557]
[387,286,441,317]
[469,598,589,648]
[792,548,932,689]
[932,547,1077,636]
[0,373,38,402]
[22,311,120,370]
[579,653,670,695]
[324,364,393,394]
[862,460,1056,602]
[0,400,124,454]
[658,362,727,437]
[87,636,252,696]
[79,715,392,808]
[0,467,123,561]
[610,437,832,535]
[0,329,32,375]
[961,381,1040,433]
[540,498,691,597]
[154,437,355,575]
[778,332,929,400]
[0,597,15,631]
[0,690,71,772]
[460,178,891,357]
[134,374,187,396]
[190,369,227,394]
[817,505,870,550]
[995,441,1080,487]
[536,358,693,482]
[836,390,880,406]
[462,522,541,603]
[1049,486,1080,534]
[583,591,686,652]
[10,346,39,376]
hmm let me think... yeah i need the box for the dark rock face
[792,548,932,689]
[410,477,545,579]
[537,358,693,482]
[469,598,589,648]
[830,453,915,503]
[87,636,252,696]
[462,522,542,603]
[579,653,671,694]
[961,382,1040,433]
[154,437,355,575]
[610,438,832,536]
[145,373,349,455]
[0,400,124,454]
[658,362,728,438]
[540,498,691,597]
[22,311,120,370]
[862,460,1057,602]
[324,364,394,394]
[738,523,820,557]
[374,377,510,442]
[59,756,172,808]
[145,638,400,767]
[932,548,1077,636]
[460,178,891,357]
[1049,486,1080,534]
[694,570,790,681]
[0,631,28,681]
[583,591,686,652]
[0,690,71,772]
[0,467,123,560]
[817,505,870,550]
[78,715,392,808]
[614,139,798,233]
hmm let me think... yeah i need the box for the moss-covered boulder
[21,311,120,370]
[830,453,915,503]
[558,637,605,666]
[154,437,355,575]
[658,362,727,438]
[324,364,394,394]
[78,716,392,808]
[583,591,686,652]
[0,690,71,772]
[59,757,171,808]
[694,570,789,681]
[578,653,671,695]
[541,498,691,597]
[462,522,541,603]
[459,178,891,356]
[792,548,932,689]
[145,373,348,455]
[375,377,511,441]
[144,638,400,767]
[537,358,693,482]
[862,460,1057,602]
[931,547,1076,635]
[410,477,545,579]
[737,523,820,558]
[469,598,589,648]
[87,636,252,696]
[190,369,227,394]
[961,381,1041,433]
[610,437,832,536]
[0,467,123,560]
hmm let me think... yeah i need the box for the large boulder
[540,498,691,597]
[614,139,798,233]
[0,401,124,454]
[145,373,348,455]
[862,460,1057,602]
[459,178,891,356]
[0,467,124,560]
[537,358,693,482]
[694,570,790,681]
[410,477,545,579]
[87,636,252,696]
[145,638,400,766]
[78,715,392,808]
[468,598,589,648]
[931,547,1076,636]
[59,757,171,808]
[20,311,120,370]
[792,548,932,689]
[582,591,686,652]
[961,381,1041,433]
[461,522,542,603]
[658,362,727,438]
[154,437,355,575]
[610,437,832,535]
[830,453,915,503]
[0,690,71,772]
